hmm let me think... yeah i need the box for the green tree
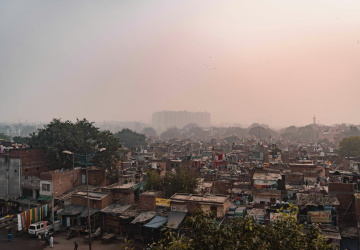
[249,126,271,139]
[298,125,316,142]
[145,169,163,191]
[114,128,146,148]
[29,118,121,170]
[223,127,248,138]
[160,127,182,139]
[12,136,30,144]
[0,133,11,141]
[339,136,360,157]
[164,166,198,198]
[281,126,299,141]
[153,207,331,250]
[187,126,209,139]
[143,127,157,137]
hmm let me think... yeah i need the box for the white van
[28,221,52,236]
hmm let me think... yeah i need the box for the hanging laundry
[17,214,22,231]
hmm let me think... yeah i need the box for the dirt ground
[0,226,148,250]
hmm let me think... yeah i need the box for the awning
[100,204,132,216]
[77,207,100,219]
[16,197,39,206]
[131,212,156,224]
[143,216,168,229]
[58,205,85,216]
[167,211,187,229]
[38,195,52,201]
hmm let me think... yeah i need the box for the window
[42,184,50,192]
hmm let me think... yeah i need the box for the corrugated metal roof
[143,216,168,228]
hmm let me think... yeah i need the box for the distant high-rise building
[313,115,316,125]
[152,111,210,132]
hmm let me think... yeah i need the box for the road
[0,225,147,250]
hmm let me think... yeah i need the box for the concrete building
[0,148,53,201]
[170,193,230,219]
[0,155,21,200]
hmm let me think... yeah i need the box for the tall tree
[143,127,157,137]
[224,127,248,138]
[114,128,146,148]
[145,169,162,191]
[12,136,30,144]
[164,166,198,198]
[0,133,11,141]
[339,136,360,157]
[160,127,182,140]
[249,126,271,139]
[29,118,121,170]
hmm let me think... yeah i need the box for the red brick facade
[40,169,81,196]
[0,148,55,177]
[138,191,163,210]
[71,193,112,209]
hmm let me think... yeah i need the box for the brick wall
[328,183,355,193]
[2,148,55,177]
[40,169,81,196]
[328,182,355,225]
[289,164,317,173]
[285,173,304,185]
[87,169,106,187]
[138,191,163,210]
[110,189,135,204]
[71,193,112,209]
[354,194,360,223]
[213,181,232,195]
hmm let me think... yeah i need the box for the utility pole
[6,149,10,213]
[62,148,106,250]
[51,195,54,228]
[86,152,92,250]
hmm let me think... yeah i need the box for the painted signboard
[309,211,331,223]
[156,198,170,207]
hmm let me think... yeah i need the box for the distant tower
[313,115,316,125]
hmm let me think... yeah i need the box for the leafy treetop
[339,136,360,158]
[29,118,121,170]
[152,206,331,250]
[114,128,146,148]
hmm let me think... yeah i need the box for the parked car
[28,221,52,237]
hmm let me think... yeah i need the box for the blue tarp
[143,216,168,229]
[167,211,187,229]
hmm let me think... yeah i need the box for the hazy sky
[1,0,359,127]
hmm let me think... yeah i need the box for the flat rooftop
[170,193,229,204]
[72,191,109,200]
[253,172,282,181]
